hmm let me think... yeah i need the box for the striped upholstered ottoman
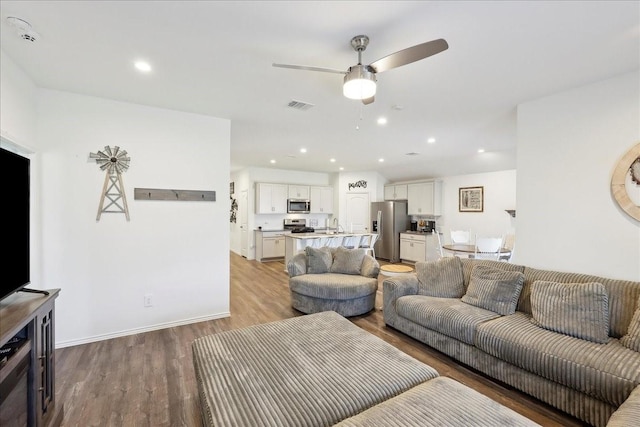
[192,311,540,427]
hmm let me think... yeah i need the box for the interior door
[345,192,370,233]
[240,190,248,257]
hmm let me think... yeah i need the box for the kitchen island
[284,232,377,269]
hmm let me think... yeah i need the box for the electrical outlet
[144,294,153,307]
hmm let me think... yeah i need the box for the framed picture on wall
[459,186,484,212]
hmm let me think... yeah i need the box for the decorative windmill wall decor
[90,146,131,221]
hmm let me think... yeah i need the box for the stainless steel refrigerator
[371,201,410,263]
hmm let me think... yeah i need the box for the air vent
[287,100,314,111]
[405,152,420,156]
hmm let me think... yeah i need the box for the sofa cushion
[305,246,333,274]
[289,273,377,300]
[461,265,525,315]
[530,280,610,344]
[396,295,500,345]
[621,296,640,352]
[416,257,465,298]
[330,246,366,275]
[475,312,640,407]
[334,377,540,427]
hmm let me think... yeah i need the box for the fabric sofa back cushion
[521,267,640,338]
[461,265,525,315]
[620,295,640,352]
[459,259,525,291]
[416,257,465,298]
[330,247,366,275]
[530,280,610,344]
[305,246,333,274]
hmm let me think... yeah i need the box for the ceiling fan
[273,35,448,105]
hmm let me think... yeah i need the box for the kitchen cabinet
[310,186,333,213]
[255,231,288,261]
[400,232,440,263]
[407,181,442,216]
[384,184,408,200]
[288,185,310,199]
[256,183,288,214]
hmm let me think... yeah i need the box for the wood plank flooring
[54,252,588,426]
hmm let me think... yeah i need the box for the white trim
[55,311,231,349]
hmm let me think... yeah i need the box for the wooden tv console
[0,289,63,427]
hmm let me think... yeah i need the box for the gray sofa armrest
[607,384,640,426]
[287,253,307,277]
[383,274,419,327]
[360,255,380,278]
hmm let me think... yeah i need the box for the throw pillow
[305,246,333,274]
[619,295,640,351]
[330,246,366,275]
[416,256,465,298]
[530,280,610,344]
[461,265,525,315]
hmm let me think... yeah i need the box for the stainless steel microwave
[287,199,310,214]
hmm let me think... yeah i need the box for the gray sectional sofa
[383,257,640,427]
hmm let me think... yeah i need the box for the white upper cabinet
[256,183,288,214]
[384,184,408,200]
[407,181,442,216]
[288,185,310,199]
[310,186,333,214]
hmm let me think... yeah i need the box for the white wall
[0,50,38,149]
[36,89,231,346]
[517,71,640,280]
[437,170,516,242]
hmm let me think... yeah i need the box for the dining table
[442,244,511,258]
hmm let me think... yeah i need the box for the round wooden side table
[379,264,414,277]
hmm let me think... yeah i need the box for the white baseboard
[55,311,231,349]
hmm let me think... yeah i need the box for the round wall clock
[611,142,640,221]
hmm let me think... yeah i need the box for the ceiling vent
[287,100,314,111]
[405,152,420,156]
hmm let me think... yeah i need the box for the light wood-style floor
[54,252,588,426]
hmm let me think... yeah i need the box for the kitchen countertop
[401,230,439,235]
[286,231,374,239]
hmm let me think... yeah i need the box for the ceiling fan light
[343,65,376,100]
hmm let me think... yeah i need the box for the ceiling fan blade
[362,96,375,105]
[272,63,346,74]
[368,39,448,73]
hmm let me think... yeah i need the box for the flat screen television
[1,146,31,302]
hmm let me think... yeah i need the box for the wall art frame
[459,186,484,212]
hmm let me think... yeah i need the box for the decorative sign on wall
[90,146,131,221]
[611,142,640,221]
[348,180,367,191]
[459,186,484,212]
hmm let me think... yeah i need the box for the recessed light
[330,158,336,163]
[378,158,384,163]
[300,148,307,153]
[477,148,485,153]
[339,167,344,171]
[377,117,387,125]
[427,137,436,144]
[134,60,152,73]
[270,159,276,164]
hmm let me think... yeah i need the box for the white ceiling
[1,1,638,182]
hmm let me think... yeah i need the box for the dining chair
[450,229,471,245]
[474,235,504,261]
[499,234,515,262]
[433,230,450,258]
